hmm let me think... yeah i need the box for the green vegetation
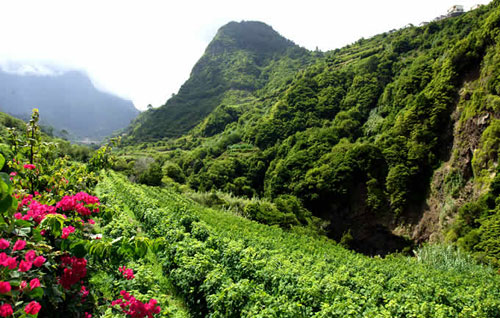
[125,21,314,141]
[97,171,500,317]
[120,2,500,256]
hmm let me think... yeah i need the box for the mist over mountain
[0,68,139,141]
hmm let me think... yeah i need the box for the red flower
[24,301,41,315]
[0,239,9,250]
[61,226,75,239]
[0,282,11,294]
[14,213,22,220]
[118,266,135,280]
[1,257,18,270]
[112,291,161,317]
[25,250,36,262]
[58,257,87,289]
[84,312,92,318]
[20,281,27,290]
[18,260,32,272]
[33,256,46,267]
[0,303,13,317]
[29,278,40,290]
[12,240,26,251]
[23,164,36,170]
[80,285,89,299]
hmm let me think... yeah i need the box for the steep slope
[120,3,500,261]
[125,21,313,141]
[0,69,139,141]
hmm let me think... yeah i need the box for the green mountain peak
[125,21,311,141]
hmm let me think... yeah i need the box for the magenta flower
[29,278,40,290]
[24,301,41,315]
[33,255,46,267]
[0,282,11,294]
[25,250,36,262]
[12,240,26,251]
[0,303,13,317]
[18,260,32,272]
[0,239,9,250]
[61,226,75,239]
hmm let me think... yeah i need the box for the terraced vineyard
[97,171,500,317]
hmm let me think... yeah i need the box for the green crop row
[98,171,500,317]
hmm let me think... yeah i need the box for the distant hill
[0,69,139,141]
[124,21,313,141]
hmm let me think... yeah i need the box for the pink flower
[23,164,36,170]
[20,281,27,290]
[6,257,17,270]
[0,282,11,294]
[14,213,22,220]
[29,278,40,290]
[9,172,17,176]
[88,219,95,225]
[61,226,75,239]
[118,266,135,280]
[80,285,89,298]
[0,303,13,317]
[18,260,32,272]
[84,312,92,318]
[40,230,46,236]
[12,240,26,251]
[0,239,9,250]
[25,250,36,262]
[33,256,46,267]
[24,301,41,315]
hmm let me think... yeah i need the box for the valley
[0,1,499,317]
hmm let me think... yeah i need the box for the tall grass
[414,244,494,275]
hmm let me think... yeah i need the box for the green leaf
[0,155,4,170]
[28,287,44,299]
[70,240,87,258]
[0,195,13,214]
[0,173,12,201]
[14,219,32,228]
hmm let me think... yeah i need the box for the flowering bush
[111,290,161,318]
[0,152,100,317]
[118,266,135,280]
[0,110,164,317]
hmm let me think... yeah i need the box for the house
[447,5,465,17]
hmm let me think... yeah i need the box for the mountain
[125,21,314,141]
[120,3,500,263]
[0,69,139,141]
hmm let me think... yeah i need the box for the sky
[0,0,493,111]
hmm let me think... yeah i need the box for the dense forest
[121,4,500,262]
[0,1,499,317]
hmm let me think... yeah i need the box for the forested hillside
[125,21,315,140]
[0,69,139,141]
[1,3,500,317]
[121,2,500,262]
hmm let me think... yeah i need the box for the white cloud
[0,0,492,110]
